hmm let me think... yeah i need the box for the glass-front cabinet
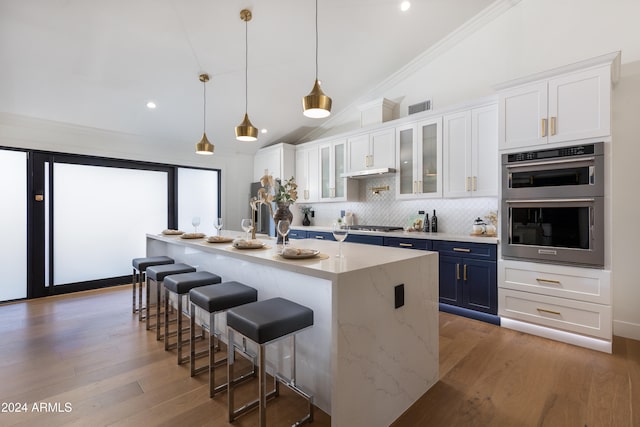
[319,139,358,202]
[396,117,442,199]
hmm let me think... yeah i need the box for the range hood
[341,167,396,179]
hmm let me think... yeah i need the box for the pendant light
[302,0,332,118]
[195,73,214,155]
[235,9,258,142]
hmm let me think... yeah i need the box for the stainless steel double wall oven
[501,143,604,267]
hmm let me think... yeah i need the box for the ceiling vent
[408,99,432,115]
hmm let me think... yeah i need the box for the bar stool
[145,263,196,340]
[131,256,174,320]
[163,271,222,364]
[227,297,314,427]
[189,281,258,397]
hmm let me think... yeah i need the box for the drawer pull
[536,278,561,285]
[453,248,471,253]
[463,264,467,281]
[315,236,324,239]
[456,264,460,280]
[537,308,561,316]
[399,243,413,247]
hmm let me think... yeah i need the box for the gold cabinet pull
[550,116,556,136]
[536,277,561,285]
[35,194,44,202]
[537,307,561,316]
[541,118,547,137]
[399,243,413,247]
[303,189,309,200]
[456,263,460,280]
[453,248,471,253]
[465,176,471,192]
[463,264,468,281]
[472,176,477,191]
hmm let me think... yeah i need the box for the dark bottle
[423,213,430,232]
[431,210,438,233]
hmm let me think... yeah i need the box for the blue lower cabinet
[346,234,384,245]
[383,237,431,250]
[307,231,335,241]
[433,241,497,317]
[289,229,307,239]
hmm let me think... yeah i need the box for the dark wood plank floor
[0,285,638,426]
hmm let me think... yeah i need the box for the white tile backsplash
[293,175,498,235]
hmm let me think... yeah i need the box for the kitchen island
[147,232,439,427]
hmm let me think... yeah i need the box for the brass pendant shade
[303,79,332,118]
[236,9,258,142]
[302,0,331,119]
[195,132,214,155]
[195,73,214,155]
[235,113,258,141]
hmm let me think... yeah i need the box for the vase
[273,202,293,244]
[302,212,311,226]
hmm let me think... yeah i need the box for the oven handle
[505,156,595,169]
[505,198,595,204]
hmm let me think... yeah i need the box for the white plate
[281,249,320,259]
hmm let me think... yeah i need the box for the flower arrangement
[299,205,312,215]
[250,174,298,218]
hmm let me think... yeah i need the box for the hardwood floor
[0,285,638,426]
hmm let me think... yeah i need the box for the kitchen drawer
[432,241,496,260]
[499,288,611,340]
[307,231,335,241]
[346,234,384,246]
[289,229,308,239]
[499,260,611,304]
[383,237,431,250]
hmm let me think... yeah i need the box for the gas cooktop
[348,225,404,232]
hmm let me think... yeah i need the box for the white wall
[312,0,640,339]
[0,113,253,232]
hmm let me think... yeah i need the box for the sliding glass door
[0,150,27,301]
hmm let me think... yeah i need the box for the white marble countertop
[291,225,500,244]
[148,231,434,281]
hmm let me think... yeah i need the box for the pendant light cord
[202,79,206,134]
[315,0,319,80]
[245,18,249,114]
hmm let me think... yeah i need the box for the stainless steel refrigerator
[250,182,275,237]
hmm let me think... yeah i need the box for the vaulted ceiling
[0,0,495,155]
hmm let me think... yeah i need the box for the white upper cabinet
[295,144,319,203]
[319,139,358,202]
[498,52,619,151]
[346,128,396,173]
[443,104,498,198]
[253,143,295,182]
[395,117,442,199]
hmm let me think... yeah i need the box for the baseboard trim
[501,317,612,353]
[613,319,640,341]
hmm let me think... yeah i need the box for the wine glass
[277,219,291,251]
[332,222,349,258]
[191,216,201,233]
[214,217,223,236]
[241,218,253,241]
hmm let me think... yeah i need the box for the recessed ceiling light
[146,101,157,109]
[261,128,268,134]
[400,1,411,12]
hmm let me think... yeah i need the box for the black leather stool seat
[190,281,258,313]
[227,297,314,344]
[132,256,174,272]
[147,263,195,281]
[164,272,222,295]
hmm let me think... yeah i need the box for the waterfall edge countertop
[147,231,439,427]
[292,225,499,244]
[147,231,435,281]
